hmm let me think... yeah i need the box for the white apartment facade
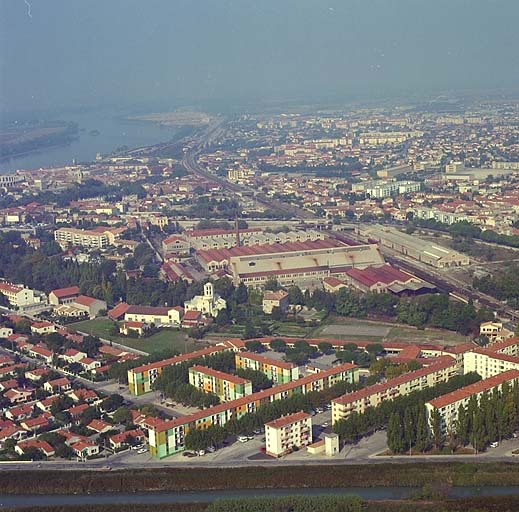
[265,411,312,457]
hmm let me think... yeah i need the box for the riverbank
[3,496,519,512]
[2,463,519,494]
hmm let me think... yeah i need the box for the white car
[237,436,249,443]
[490,442,499,448]
[137,448,147,454]
[197,450,206,456]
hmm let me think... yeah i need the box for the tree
[415,408,430,453]
[102,394,124,412]
[244,339,263,352]
[243,321,257,340]
[318,342,333,354]
[387,412,405,454]
[234,283,248,304]
[365,344,384,355]
[215,308,231,327]
[112,406,133,425]
[270,306,284,321]
[431,409,444,451]
[270,338,287,352]
[288,286,304,305]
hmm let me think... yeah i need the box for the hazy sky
[1,0,518,114]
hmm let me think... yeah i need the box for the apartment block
[0,282,38,307]
[265,411,312,457]
[147,362,357,458]
[54,228,109,249]
[463,348,519,379]
[235,351,299,384]
[332,357,458,424]
[425,370,519,433]
[188,365,252,402]
[127,345,231,396]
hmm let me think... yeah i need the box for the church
[183,282,227,318]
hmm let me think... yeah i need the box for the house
[72,296,107,319]
[36,395,60,412]
[67,388,99,403]
[124,305,183,326]
[0,379,19,392]
[71,440,99,459]
[43,377,71,394]
[0,364,26,378]
[265,411,313,457]
[262,290,290,314]
[49,286,81,305]
[480,321,514,343]
[79,357,102,372]
[4,388,34,404]
[87,418,113,434]
[181,310,203,328]
[66,403,90,422]
[184,283,226,318]
[28,345,53,364]
[0,426,28,447]
[61,348,87,364]
[25,368,51,382]
[5,403,34,422]
[0,355,14,367]
[120,321,150,337]
[31,321,57,335]
[15,439,55,458]
[0,282,38,307]
[109,429,145,450]
[20,414,51,432]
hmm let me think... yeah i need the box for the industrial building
[197,238,384,288]
[357,225,469,268]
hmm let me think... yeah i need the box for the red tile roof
[50,286,80,298]
[237,351,296,371]
[428,369,519,409]
[108,302,130,320]
[190,365,250,385]
[265,410,311,429]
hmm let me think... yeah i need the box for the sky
[0,0,518,114]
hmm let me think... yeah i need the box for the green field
[70,318,198,354]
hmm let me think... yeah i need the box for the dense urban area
[2,98,519,476]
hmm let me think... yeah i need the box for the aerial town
[1,98,519,471]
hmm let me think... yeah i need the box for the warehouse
[357,225,469,268]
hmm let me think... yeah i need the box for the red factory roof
[428,369,519,409]
[197,238,344,264]
[74,295,99,307]
[346,264,414,288]
[190,365,250,386]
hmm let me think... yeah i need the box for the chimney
[235,215,241,248]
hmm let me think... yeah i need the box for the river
[1,486,518,508]
[0,109,179,173]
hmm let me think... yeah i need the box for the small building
[71,440,99,459]
[480,321,514,344]
[265,411,312,457]
[15,439,55,458]
[262,290,290,315]
[0,282,38,308]
[108,302,130,321]
[307,432,340,457]
[43,377,71,394]
[323,277,348,293]
[124,305,183,326]
[31,321,57,335]
[109,429,145,450]
[184,283,227,318]
[181,310,203,328]
[49,286,81,306]
[120,321,150,337]
[72,296,107,319]
[162,235,190,256]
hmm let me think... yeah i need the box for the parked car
[197,450,206,456]
[137,448,147,454]
[238,436,250,443]
[490,442,499,448]
[182,451,195,457]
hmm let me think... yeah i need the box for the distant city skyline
[1,0,519,114]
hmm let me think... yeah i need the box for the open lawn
[311,316,469,346]
[70,318,198,355]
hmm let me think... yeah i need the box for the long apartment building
[188,365,253,402]
[463,347,519,379]
[147,362,358,458]
[332,357,458,424]
[127,345,232,396]
[54,227,109,249]
[0,282,37,308]
[265,411,312,458]
[425,370,519,433]
[235,351,299,384]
